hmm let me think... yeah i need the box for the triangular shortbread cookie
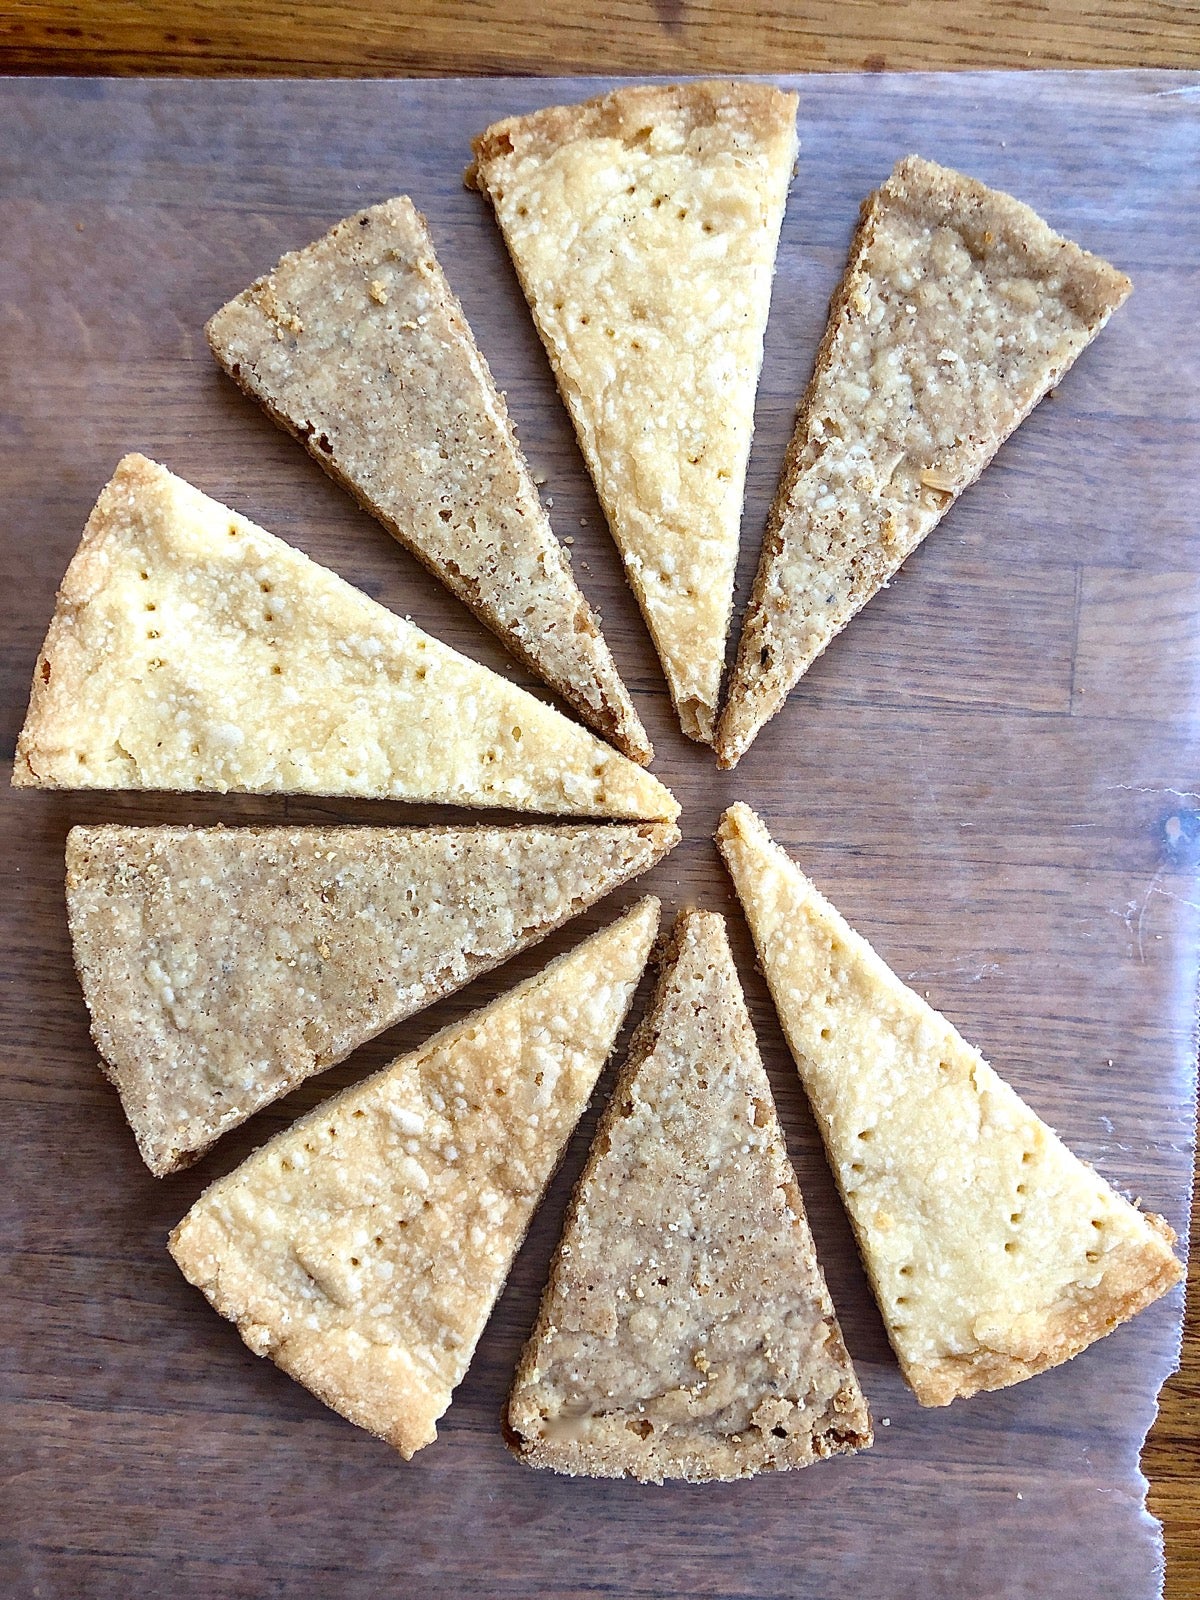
[506,907,871,1481]
[717,803,1183,1404]
[716,156,1132,766]
[469,82,798,745]
[11,455,677,821]
[169,898,659,1459]
[206,198,651,764]
[67,819,677,1175]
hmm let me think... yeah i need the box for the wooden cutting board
[1,71,1196,1600]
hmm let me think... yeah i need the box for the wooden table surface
[0,11,1196,1597]
[2,0,1199,75]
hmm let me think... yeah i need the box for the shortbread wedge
[206,199,651,764]
[469,82,798,745]
[506,908,871,1481]
[67,819,678,1175]
[717,803,1183,1405]
[11,456,677,821]
[169,899,658,1459]
[716,156,1132,766]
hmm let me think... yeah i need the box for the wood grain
[2,0,1199,75]
[0,72,1196,1600]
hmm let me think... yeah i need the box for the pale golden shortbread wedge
[717,803,1182,1405]
[469,82,798,745]
[206,198,651,764]
[67,820,677,1175]
[717,156,1132,766]
[506,907,871,1481]
[11,456,677,821]
[169,898,660,1459]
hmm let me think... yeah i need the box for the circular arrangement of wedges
[10,81,1181,1483]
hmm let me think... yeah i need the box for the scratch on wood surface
[904,959,1001,984]
[1125,864,1200,964]
[1107,783,1200,806]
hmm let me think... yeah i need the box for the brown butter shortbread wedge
[506,907,871,1482]
[717,156,1132,766]
[169,898,660,1460]
[67,819,678,1175]
[11,454,677,821]
[469,82,798,746]
[206,198,651,764]
[718,803,1183,1404]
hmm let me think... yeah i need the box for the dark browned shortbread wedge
[68,820,677,1175]
[717,156,1132,767]
[506,907,871,1482]
[206,199,650,764]
[170,900,660,1459]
